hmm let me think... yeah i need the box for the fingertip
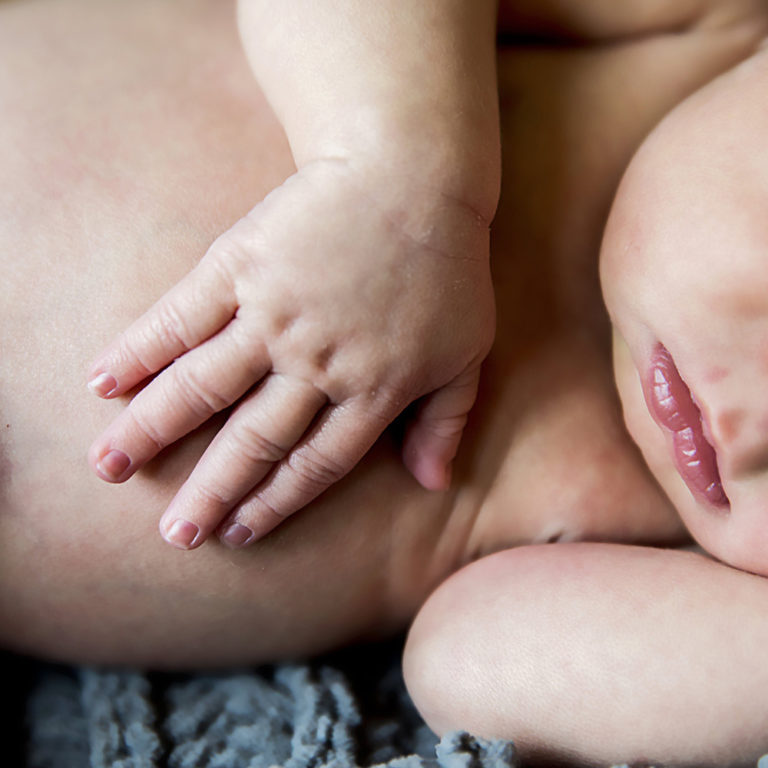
[93,448,132,483]
[218,522,256,549]
[419,470,452,492]
[405,451,452,492]
[161,518,203,550]
[403,421,461,492]
[87,371,119,398]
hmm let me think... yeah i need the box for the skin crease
[3,0,768,764]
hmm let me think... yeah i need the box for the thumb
[402,367,481,491]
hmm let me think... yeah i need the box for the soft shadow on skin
[0,416,11,500]
[459,42,695,558]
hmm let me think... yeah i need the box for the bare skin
[0,0,677,668]
[85,0,502,552]
[405,2,768,767]
[603,44,768,578]
[5,1,768,764]
[406,543,768,767]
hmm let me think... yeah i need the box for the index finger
[87,252,238,398]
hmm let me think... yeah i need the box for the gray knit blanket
[11,640,520,768]
[5,640,768,768]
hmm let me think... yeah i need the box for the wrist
[294,147,497,274]
[238,0,501,220]
[293,107,501,226]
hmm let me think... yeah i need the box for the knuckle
[119,336,155,379]
[288,446,347,491]
[249,495,286,523]
[128,407,167,452]
[205,240,241,284]
[191,481,232,511]
[229,324,270,380]
[425,414,467,440]
[266,312,298,339]
[149,300,194,354]
[232,422,288,464]
[210,225,264,281]
[366,383,410,418]
[309,342,337,374]
[172,367,229,421]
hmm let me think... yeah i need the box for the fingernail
[220,523,255,548]
[96,449,131,481]
[165,519,200,549]
[88,372,118,398]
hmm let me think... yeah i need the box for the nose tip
[706,407,747,452]
[702,400,768,498]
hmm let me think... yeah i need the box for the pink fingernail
[165,519,200,549]
[220,523,255,548]
[88,372,118,398]
[96,449,131,481]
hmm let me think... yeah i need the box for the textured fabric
[23,641,519,768]
[13,641,768,768]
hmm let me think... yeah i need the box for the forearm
[496,0,765,41]
[236,0,501,220]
